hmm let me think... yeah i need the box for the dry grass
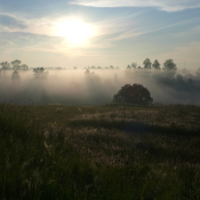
[1,103,200,199]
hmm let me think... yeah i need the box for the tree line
[127,58,177,71]
[0,60,29,71]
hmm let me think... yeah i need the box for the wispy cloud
[0,13,27,29]
[114,16,200,40]
[69,0,200,12]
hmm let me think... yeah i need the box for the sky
[0,0,200,69]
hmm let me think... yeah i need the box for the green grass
[0,103,200,199]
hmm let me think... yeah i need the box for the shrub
[113,83,153,105]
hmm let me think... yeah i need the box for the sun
[55,19,94,44]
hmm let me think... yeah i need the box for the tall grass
[0,103,200,199]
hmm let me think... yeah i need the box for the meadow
[1,103,200,199]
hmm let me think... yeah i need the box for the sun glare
[55,19,94,45]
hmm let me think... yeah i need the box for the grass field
[0,103,200,199]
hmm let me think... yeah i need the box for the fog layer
[0,68,200,105]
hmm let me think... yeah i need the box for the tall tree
[11,60,21,70]
[163,59,177,71]
[152,60,161,70]
[143,58,151,69]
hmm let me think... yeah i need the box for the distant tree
[152,60,161,70]
[85,69,90,74]
[97,66,102,69]
[55,67,63,70]
[127,65,131,70]
[0,61,11,70]
[11,60,21,70]
[131,62,137,69]
[116,67,119,69]
[91,66,96,69]
[143,58,151,69]
[105,67,108,69]
[73,66,77,70]
[137,66,142,69]
[163,59,177,71]
[110,65,114,69]
[21,64,29,71]
[33,67,48,79]
[113,83,153,105]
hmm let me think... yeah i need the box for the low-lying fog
[0,68,200,105]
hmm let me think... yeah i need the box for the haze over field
[1,67,200,105]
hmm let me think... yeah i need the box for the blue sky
[0,0,200,69]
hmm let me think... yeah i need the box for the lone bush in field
[113,83,153,105]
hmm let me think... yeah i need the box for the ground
[0,103,200,199]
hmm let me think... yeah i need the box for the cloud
[0,14,27,29]
[69,0,200,12]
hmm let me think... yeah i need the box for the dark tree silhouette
[143,58,151,69]
[163,59,177,71]
[113,84,153,105]
[152,59,161,70]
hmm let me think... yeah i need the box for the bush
[113,83,153,105]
